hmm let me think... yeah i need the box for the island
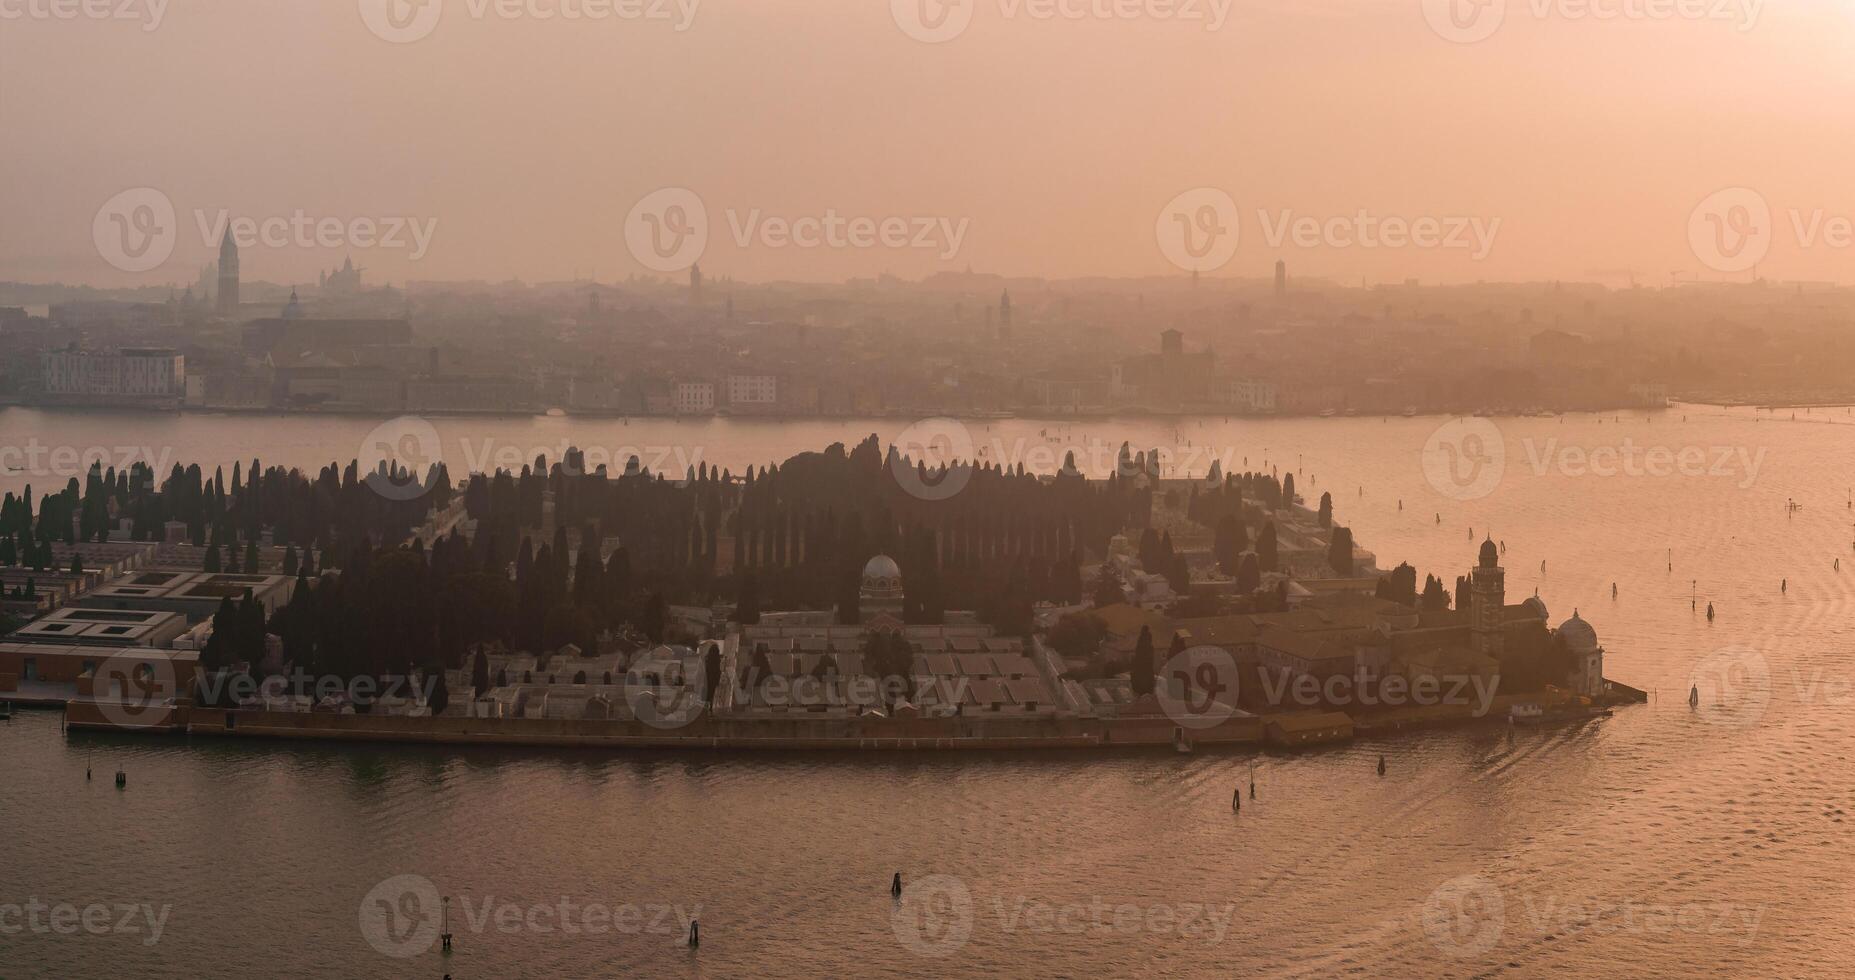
[0,435,1645,750]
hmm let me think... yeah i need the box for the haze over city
[8,0,1855,286]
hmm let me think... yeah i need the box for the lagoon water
[2,405,1853,978]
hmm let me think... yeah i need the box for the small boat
[1688,685,1700,708]
[1510,702,1545,725]
[1318,409,1338,418]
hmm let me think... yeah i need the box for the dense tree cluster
[0,457,451,574]
[125,436,1150,697]
[462,436,1124,634]
[1373,562,1453,611]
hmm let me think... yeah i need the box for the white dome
[1558,611,1598,655]
[861,554,904,601]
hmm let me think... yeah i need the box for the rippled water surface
[3,406,1853,978]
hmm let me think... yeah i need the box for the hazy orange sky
[6,0,1855,288]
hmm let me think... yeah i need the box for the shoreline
[56,684,1646,753]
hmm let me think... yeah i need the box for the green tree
[1256,522,1279,573]
[1046,611,1107,661]
[471,649,491,697]
[1091,565,1124,608]
[640,592,666,644]
[1237,553,1260,594]
[1131,626,1155,697]
[1328,527,1355,576]
[427,669,450,715]
[1421,574,1452,611]
[736,571,761,625]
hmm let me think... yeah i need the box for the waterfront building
[465,643,709,722]
[674,380,716,414]
[1113,330,1215,406]
[1559,609,1606,698]
[729,625,1058,719]
[39,347,185,409]
[725,374,779,411]
[1628,382,1669,407]
[1217,378,1279,414]
[405,374,538,413]
[0,642,198,699]
[1024,374,1109,410]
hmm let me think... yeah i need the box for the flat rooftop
[10,606,188,645]
[87,571,289,603]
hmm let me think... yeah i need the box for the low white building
[726,374,778,408]
[41,348,185,407]
[674,380,715,414]
[1218,378,1278,414]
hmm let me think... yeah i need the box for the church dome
[1557,611,1598,655]
[861,554,903,600]
[1478,538,1499,569]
